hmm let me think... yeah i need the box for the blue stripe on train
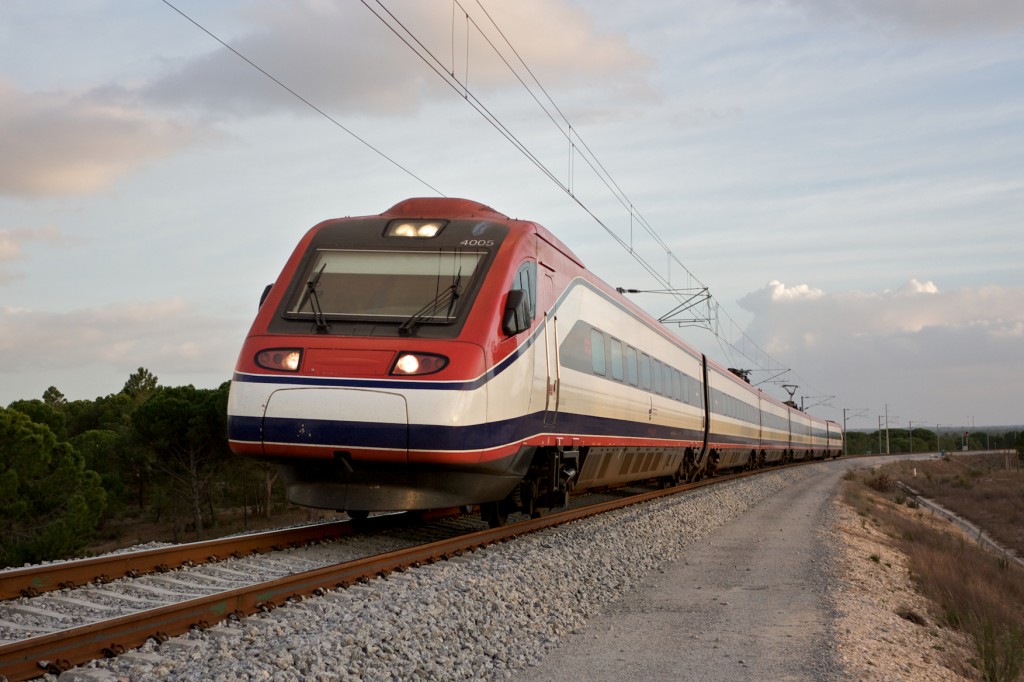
[229,411,706,452]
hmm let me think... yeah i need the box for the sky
[1,0,1022,430]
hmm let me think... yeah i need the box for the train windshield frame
[283,248,489,326]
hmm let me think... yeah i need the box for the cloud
[144,0,649,118]
[782,0,1024,32]
[0,298,240,379]
[740,280,825,305]
[0,1,648,200]
[0,225,69,283]
[735,280,1024,423]
[741,279,1022,338]
[0,80,200,198]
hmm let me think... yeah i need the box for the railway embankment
[8,454,1020,681]
[28,465,834,680]
[837,453,1024,682]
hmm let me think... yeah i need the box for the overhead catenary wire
[161,0,832,407]
[361,1,829,400]
[159,0,445,198]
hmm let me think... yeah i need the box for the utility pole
[885,404,891,454]
[878,415,883,455]
[843,408,867,455]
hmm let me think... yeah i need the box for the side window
[653,359,663,394]
[610,338,624,382]
[640,353,652,391]
[626,347,638,386]
[682,374,690,404]
[590,328,606,375]
[512,261,537,319]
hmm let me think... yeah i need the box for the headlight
[255,349,303,372]
[390,352,448,376]
[384,220,447,238]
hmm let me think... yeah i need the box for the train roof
[381,197,585,268]
[383,197,508,221]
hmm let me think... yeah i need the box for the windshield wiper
[399,271,462,337]
[302,263,331,334]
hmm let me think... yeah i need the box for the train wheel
[346,510,369,521]
[481,500,510,528]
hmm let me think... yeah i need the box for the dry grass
[883,454,1024,556]
[844,464,1024,682]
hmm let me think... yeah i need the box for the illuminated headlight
[390,352,448,376]
[384,220,447,238]
[255,349,303,372]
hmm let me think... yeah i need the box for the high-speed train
[227,198,842,525]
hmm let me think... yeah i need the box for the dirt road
[519,464,846,681]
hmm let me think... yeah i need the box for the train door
[541,271,560,425]
[757,391,765,466]
[698,354,711,467]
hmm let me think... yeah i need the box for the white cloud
[0,225,60,261]
[0,299,240,387]
[0,225,68,283]
[0,1,648,201]
[735,280,1024,424]
[0,80,200,198]
[144,0,649,118]
[895,279,939,295]
[753,280,825,303]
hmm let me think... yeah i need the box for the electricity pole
[878,415,883,455]
[843,408,867,455]
[885,404,891,454]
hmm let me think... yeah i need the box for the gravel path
[518,460,846,681]
[54,458,971,682]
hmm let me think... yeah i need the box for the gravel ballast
[62,465,836,681]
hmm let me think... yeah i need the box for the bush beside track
[842,454,1024,682]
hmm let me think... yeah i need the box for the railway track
[0,461,825,681]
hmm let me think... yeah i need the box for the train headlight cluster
[390,352,448,376]
[384,220,447,238]
[255,349,303,372]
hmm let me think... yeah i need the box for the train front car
[227,198,540,518]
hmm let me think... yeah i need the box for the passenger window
[590,328,606,375]
[610,339,624,382]
[652,359,663,394]
[682,374,689,403]
[626,347,638,386]
[640,354,651,390]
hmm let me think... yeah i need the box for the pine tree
[0,407,107,567]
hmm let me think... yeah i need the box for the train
[226,198,843,526]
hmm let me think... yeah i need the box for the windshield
[287,249,486,322]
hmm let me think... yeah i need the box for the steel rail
[0,520,357,601]
[0,460,836,680]
[0,507,458,601]
[0,468,765,681]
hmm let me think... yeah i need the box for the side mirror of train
[502,289,532,336]
[259,283,273,309]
